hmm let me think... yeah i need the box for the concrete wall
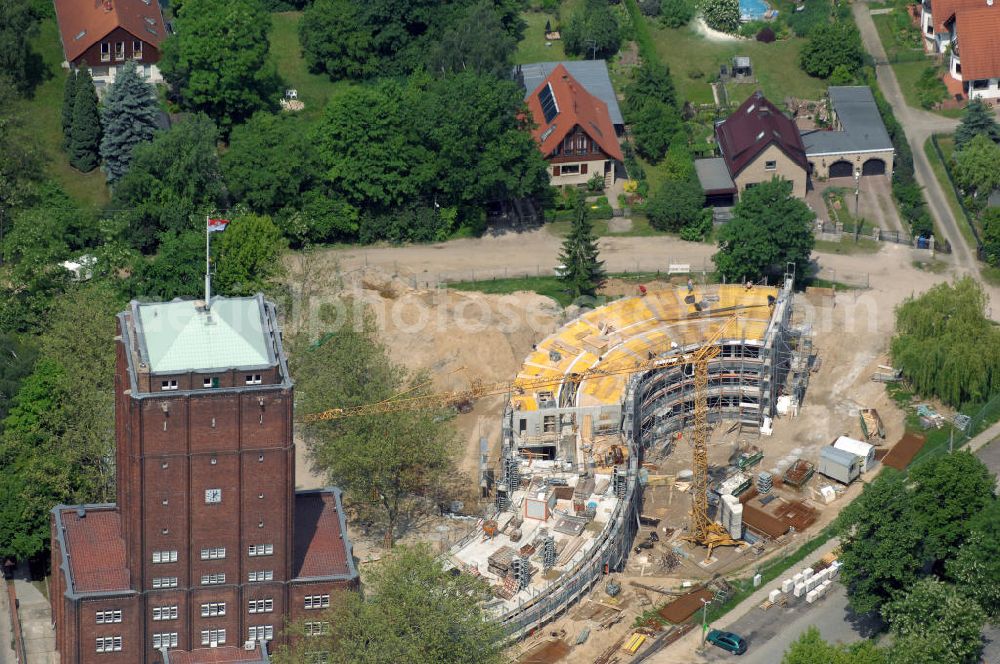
[733,145,807,199]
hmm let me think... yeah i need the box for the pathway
[852,3,978,275]
[12,574,56,664]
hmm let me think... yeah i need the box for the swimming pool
[740,0,771,21]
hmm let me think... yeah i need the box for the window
[152,633,178,649]
[248,598,273,614]
[152,606,178,621]
[245,374,262,385]
[972,79,989,90]
[203,377,218,388]
[304,595,330,610]
[304,621,330,636]
[204,488,222,504]
[580,163,588,175]
[201,629,227,646]
[152,550,177,564]
[161,379,178,390]
[201,602,226,617]
[200,547,226,560]
[152,577,178,589]
[248,625,273,642]
[115,41,125,60]
[96,610,122,624]
[248,570,274,582]
[201,573,226,585]
[100,43,110,62]
[765,160,777,171]
[560,164,580,175]
[95,636,122,652]
[248,544,274,557]
[132,40,142,58]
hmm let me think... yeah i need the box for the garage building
[802,86,895,180]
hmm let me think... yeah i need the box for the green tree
[954,98,1000,149]
[887,635,953,664]
[660,0,695,27]
[132,229,205,299]
[952,134,1000,200]
[915,66,947,110]
[800,23,864,78]
[701,0,741,34]
[222,112,318,216]
[884,579,984,664]
[783,626,889,664]
[160,0,279,133]
[624,61,681,161]
[112,114,228,253]
[890,277,1000,406]
[558,194,606,299]
[949,500,1000,620]
[69,69,102,172]
[982,206,1000,266]
[0,0,41,95]
[646,178,704,231]
[296,306,459,547]
[99,61,160,183]
[713,179,815,282]
[0,75,43,247]
[61,70,76,149]
[214,213,286,295]
[829,64,857,86]
[909,452,995,566]
[273,546,504,664]
[0,334,37,424]
[836,470,924,615]
[563,0,621,59]
[299,0,371,80]
[427,1,518,78]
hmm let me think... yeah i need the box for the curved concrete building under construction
[447,277,797,640]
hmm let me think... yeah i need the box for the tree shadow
[842,602,886,639]
[18,48,54,100]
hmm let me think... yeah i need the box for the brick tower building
[50,294,358,663]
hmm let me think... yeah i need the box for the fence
[930,135,989,261]
[813,223,942,253]
[6,581,26,663]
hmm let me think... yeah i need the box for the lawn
[813,238,881,255]
[515,9,579,64]
[270,12,355,120]
[646,23,826,106]
[16,19,110,210]
[546,215,664,237]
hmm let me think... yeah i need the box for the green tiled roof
[135,296,273,373]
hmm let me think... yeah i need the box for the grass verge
[15,18,109,209]
[546,215,664,237]
[813,238,881,255]
[922,135,979,248]
[515,9,577,64]
[270,12,355,120]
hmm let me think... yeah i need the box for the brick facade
[52,296,358,664]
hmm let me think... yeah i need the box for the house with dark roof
[525,64,624,187]
[708,91,809,200]
[920,0,1000,101]
[50,294,358,664]
[52,0,167,88]
[801,87,895,179]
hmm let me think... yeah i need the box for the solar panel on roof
[538,83,559,123]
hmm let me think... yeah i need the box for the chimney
[103,0,113,10]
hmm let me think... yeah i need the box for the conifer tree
[61,70,77,150]
[99,62,159,183]
[955,99,1000,150]
[557,192,605,299]
[69,69,102,172]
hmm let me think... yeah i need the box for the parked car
[706,629,747,655]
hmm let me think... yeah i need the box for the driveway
[852,2,978,275]
[808,175,905,234]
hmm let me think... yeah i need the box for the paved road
[852,3,978,275]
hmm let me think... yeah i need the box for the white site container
[768,589,781,603]
[806,590,818,604]
[793,573,803,585]
[793,583,806,598]
[781,579,794,593]
[802,568,814,580]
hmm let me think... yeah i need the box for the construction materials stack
[718,494,744,540]
[756,471,772,494]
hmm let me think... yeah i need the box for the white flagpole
[205,215,211,308]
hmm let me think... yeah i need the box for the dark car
[706,629,748,655]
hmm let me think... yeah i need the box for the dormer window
[115,42,125,60]
[132,40,143,59]
[161,380,178,391]
[245,374,262,385]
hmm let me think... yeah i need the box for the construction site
[291,258,912,663]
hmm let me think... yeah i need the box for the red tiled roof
[931,0,989,32]
[955,6,1000,80]
[716,92,808,177]
[293,491,352,579]
[53,0,166,62]
[525,64,623,162]
[164,645,266,664]
[59,507,131,593]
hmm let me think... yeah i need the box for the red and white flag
[207,218,230,233]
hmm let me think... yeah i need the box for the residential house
[517,60,625,135]
[921,0,1000,101]
[524,64,624,187]
[53,0,167,88]
[708,91,809,200]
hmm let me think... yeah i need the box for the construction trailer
[833,436,876,472]
[817,446,861,485]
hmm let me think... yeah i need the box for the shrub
[702,0,741,34]
[660,0,695,27]
[756,26,776,43]
[916,66,948,109]
[639,0,661,16]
